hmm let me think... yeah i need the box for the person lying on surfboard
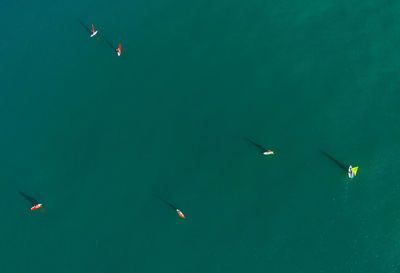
[90,24,98,37]
[116,44,121,56]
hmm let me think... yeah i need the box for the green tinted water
[1,0,400,272]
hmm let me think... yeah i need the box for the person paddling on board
[116,44,121,56]
[244,138,274,156]
[30,204,43,211]
[348,165,358,179]
[90,24,98,37]
[263,150,274,155]
[176,209,185,219]
[156,196,186,219]
[19,191,43,212]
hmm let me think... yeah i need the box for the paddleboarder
[348,165,358,179]
[19,191,43,212]
[116,44,121,56]
[90,24,98,37]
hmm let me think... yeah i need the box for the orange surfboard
[176,209,185,219]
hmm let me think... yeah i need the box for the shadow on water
[244,137,267,153]
[319,150,347,172]
[19,191,39,205]
[78,19,91,34]
[104,38,116,51]
[154,195,177,211]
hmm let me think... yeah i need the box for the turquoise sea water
[1,0,400,272]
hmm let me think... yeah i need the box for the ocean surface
[1,0,400,272]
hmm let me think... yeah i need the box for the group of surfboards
[27,24,121,211]
[27,198,184,218]
[25,195,185,219]
[90,24,121,56]
[24,27,357,215]
[260,147,358,178]
[25,145,357,214]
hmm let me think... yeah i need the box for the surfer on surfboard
[116,44,121,56]
[90,24,98,37]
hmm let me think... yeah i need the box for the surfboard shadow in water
[104,38,116,51]
[19,191,39,205]
[244,137,268,153]
[154,195,178,211]
[78,19,91,34]
[319,150,347,172]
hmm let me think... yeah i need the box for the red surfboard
[116,44,121,56]
[30,204,43,211]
